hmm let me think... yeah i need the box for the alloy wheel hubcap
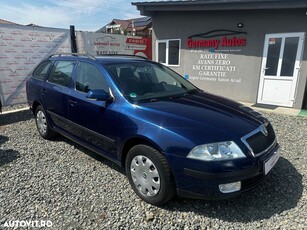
[36,111,47,135]
[130,155,160,197]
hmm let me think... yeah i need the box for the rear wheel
[35,105,57,139]
[126,144,176,205]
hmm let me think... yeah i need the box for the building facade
[133,0,307,109]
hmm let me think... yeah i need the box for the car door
[68,61,119,160]
[42,60,76,131]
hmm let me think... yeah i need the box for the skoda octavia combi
[26,54,280,205]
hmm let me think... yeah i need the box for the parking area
[0,109,306,229]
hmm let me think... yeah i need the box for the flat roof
[132,0,307,15]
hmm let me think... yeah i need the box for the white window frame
[156,39,181,66]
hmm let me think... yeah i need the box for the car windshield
[105,61,198,103]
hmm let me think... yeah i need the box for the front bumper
[167,143,280,200]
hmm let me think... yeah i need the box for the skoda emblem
[261,125,268,136]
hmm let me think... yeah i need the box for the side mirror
[86,89,113,102]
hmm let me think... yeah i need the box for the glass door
[257,33,305,107]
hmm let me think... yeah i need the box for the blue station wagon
[26,54,280,205]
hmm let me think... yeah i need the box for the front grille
[242,123,276,157]
[246,123,275,155]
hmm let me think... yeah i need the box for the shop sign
[185,30,248,86]
[187,30,247,49]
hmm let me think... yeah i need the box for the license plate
[264,148,280,175]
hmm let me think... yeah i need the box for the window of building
[48,61,75,87]
[75,62,109,93]
[156,39,180,66]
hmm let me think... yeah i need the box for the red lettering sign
[187,36,246,49]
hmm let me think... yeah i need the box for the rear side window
[48,61,75,87]
[32,61,51,80]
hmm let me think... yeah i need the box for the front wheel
[126,144,176,205]
[35,105,57,139]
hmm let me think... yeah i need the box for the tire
[126,144,176,205]
[35,105,57,139]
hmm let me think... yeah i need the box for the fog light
[219,181,241,193]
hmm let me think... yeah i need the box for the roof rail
[49,53,96,60]
[98,54,148,60]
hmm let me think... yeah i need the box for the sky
[0,0,150,32]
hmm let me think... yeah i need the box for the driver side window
[154,67,180,86]
[75,62,109,93]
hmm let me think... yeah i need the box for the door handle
[41,89,47,95]
[69,100,77,107]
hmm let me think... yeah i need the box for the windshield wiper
[169,93,188,100]
[136,98,159,103]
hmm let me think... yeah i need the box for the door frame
[257,32,305,107]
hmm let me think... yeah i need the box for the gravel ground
[0,109,306,229]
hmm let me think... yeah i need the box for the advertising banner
[0,24,71,107]
[79,32,152,59]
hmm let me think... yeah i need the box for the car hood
[136,91,266,146]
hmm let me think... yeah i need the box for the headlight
[187,141,246,161]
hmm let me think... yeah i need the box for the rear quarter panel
[26,77,45,109]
